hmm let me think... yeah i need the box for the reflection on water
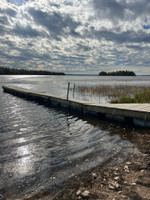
[0,75,148,199]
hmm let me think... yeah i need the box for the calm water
[0,75,149,199]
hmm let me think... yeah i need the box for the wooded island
[0,67,65,75]
[99,70,136,76]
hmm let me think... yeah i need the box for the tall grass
[111,89,150,103]
[76,85,150,103]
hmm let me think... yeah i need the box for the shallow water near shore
[0,75,149,199]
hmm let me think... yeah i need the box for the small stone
[124,165,129,173]
[126,162,131,165]
[92,173,97,179]
[114,182,119,188]
[76,190,81,196]
[81,190,90,197]
[124,165,128,169]
[114,176,119,180]
[85,159,89,162]
[109,182,119,190]
[131,182,136,185]
[141,170,144,173]
[109,184,115,190]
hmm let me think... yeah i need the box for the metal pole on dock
[67,82,70,100]
[73,84,75,99]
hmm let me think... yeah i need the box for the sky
[0,0,150,74]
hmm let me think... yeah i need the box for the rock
[126,162,131,165]
[131,182,136,186]
[109,182,119,190]
[124,165,129,173]
[81,190,90,197]
[114,176,119,180]
[109,184,115,190]
[76,190,81,196]
[92,173,97,179]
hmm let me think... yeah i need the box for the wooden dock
[2,85,150,128]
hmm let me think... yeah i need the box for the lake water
[0,75,149,199]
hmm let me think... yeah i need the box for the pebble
[109,184,115,190]
[50,177,56,180]
[114,176,119,180]
[109,182,119,190]
[81,190,90,197]
[92,173,97,179]
[76,190,81,196]
[131,182,136,186]
[124,165,129,173]
[126,162,131,165]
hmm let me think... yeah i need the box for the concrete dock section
[2,85,150,128]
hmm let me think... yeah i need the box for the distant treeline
[99,70,136,76]
[0,67,65,75]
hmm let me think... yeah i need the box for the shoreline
[26,129,150,200]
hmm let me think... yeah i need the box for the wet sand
[26,127,150,200]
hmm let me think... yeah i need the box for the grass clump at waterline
[76,85,150,103]
[111,90,150,103]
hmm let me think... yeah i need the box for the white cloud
[0,0,150,74]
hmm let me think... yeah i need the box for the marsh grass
[76,85,150,103]
[112,89,150,103]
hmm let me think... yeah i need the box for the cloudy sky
[0,0,150,74]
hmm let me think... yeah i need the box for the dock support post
[67,82,70,100]
[73,84,75,99]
